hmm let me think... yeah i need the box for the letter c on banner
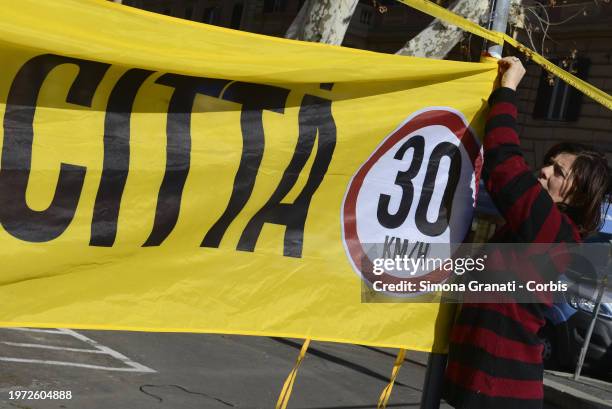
[0,54,110,242]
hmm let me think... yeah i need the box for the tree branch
[285,0,360,45]
[395,0,490,58]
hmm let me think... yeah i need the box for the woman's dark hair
[543,142,611,236]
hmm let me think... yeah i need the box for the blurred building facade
[514,3,612,167]
[115,0,431,51]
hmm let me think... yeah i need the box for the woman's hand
[497,56,526,91]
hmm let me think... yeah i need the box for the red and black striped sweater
[443,87,581,409]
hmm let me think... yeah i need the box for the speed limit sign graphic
[342,108,482,294]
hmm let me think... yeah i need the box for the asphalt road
[0,328,562,409]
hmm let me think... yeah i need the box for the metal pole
[573,276,607,380]
[419,301,458,409]
[486,0,511,57]
[420,353,448,409]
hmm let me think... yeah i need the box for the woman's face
[538,152,577,204]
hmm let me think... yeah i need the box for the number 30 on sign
[342,108,482,294]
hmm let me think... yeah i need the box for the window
[162,8,171,16]
[230,3,244,29]
[202,7,219,24]
[263,0,287,13]
[533,58,591,121]
[360,9,372,25]
[185,6,193,20]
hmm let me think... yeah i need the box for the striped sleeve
[482,87,579,243]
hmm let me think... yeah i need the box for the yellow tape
[377,348,407,409]
[395,0,504,44]
[276,339,311,409]
[503,35,612,111]
[395,0,612,111]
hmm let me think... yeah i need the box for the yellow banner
[0,0,496,352]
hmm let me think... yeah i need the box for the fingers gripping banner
[0,0,496,352]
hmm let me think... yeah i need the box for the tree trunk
[395,0,490,58]
[285,0,359,45]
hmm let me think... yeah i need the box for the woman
[443,57,610,409]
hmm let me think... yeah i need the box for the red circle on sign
[342,108,482,291]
